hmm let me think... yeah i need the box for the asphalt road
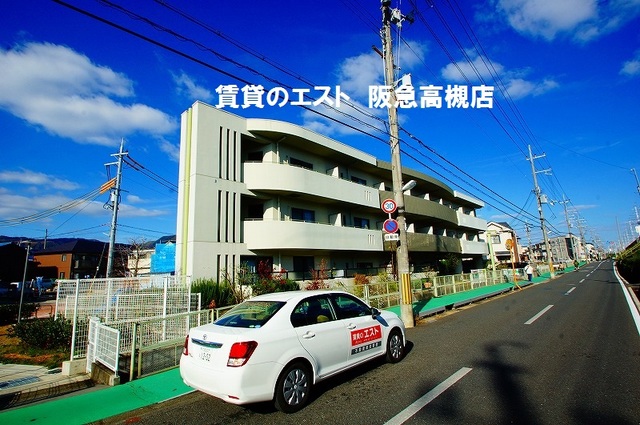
[95,260,640,425]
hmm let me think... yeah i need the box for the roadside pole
[381,0,414,328]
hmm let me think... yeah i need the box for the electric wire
[54,0,580,241]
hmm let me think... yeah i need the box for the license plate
[199,347,211,362]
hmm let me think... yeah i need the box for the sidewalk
[0,368,193,425]
[0,271,556,424]
[388,273,547,319]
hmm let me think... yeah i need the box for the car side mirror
[371,307,380,318]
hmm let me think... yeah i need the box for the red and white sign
[381,199,397,214]
[350,325,382,346]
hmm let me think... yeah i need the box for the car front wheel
[385,328,405,363]
[274,361,312,413]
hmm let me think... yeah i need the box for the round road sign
[381,199,397,214]
[383,218,399,233]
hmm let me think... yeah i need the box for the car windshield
[215,300,285,328]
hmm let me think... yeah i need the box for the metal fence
[430,269,512,297]
[54,276,197,360]
[87,317,120,375]
[56,270,530,381]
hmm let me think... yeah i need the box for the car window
[215,301,284,328]
[291,296,335,327]
[330,293,371,319]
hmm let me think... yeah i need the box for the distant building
[127,236,176,276]
[176,102,487,281]
[33,239,127,279]
[484,222,521,266]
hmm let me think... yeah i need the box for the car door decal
[350,324,382,354]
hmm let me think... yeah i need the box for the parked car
[180,290,406,413]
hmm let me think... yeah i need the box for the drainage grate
[0,376,41,389]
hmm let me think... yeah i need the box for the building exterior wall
[34,253,73,279]
[176,102,488,280]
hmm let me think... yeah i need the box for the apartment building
[176,102,487,281]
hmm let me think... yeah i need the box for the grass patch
[0,324,69,369]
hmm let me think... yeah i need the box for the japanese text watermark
[214,83,494,110]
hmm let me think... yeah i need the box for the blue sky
[1,0,639,252]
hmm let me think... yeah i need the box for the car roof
[247,290,349,303]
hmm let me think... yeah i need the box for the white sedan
[180,289,406,413]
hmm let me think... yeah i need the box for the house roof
[33,239,109,255]
[488,221,514,231]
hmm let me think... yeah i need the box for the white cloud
[0,191,106,222]
[440,55,558,100]
[0,169,80,190]
[620,51,640,77]
[505,77,559,99]
[441,55,504,83]
[0,41,177,146]
[126,194,144,204]
[336,40,427,100]
[495,0,640,42]
[302,41,428,137]
[173,72,213,102]
[336,52,383,100]
[158,138,180,162]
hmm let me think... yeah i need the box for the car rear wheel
[385,328,405,363]
[274,361,312,413]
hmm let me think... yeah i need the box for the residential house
[484,221,521,267]
[33,239,127,279]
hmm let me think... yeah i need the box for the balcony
[244,162,379,208]
[404,233,462,253]
[460,239,488,255]
[244,220,382,251]
[456,212,486,231]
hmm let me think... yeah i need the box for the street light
[18,241,32,323]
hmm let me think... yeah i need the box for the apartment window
[353,217,370,229]
[491,235,500,244]
[290,157,313,170]
[350,175,367,185]
[61,254,67,262]
[59,272,65,279]
[246,151,263,161]
[291,208,315,223]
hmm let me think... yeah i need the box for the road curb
[0,371,94,411]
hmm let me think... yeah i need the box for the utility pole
[525,223,533,261]
[18,241,32,323]
[558,195,576,260]
[381,0,413,328]
[105,139,127,278]
[631,168,640,196]
[527,145,555,277]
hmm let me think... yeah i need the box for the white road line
[613,266,640,337]
[384,367,472,425]
[579,279,585,284]
[525,305,554,325]
[565,287,576,296]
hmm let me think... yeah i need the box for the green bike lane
[0,271,556,425]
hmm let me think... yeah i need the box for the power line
[55,0,574,239]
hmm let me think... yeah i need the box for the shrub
[191,278,236,309]
[0,303,38,325]
[251,261,299,295]
[10,317,72,350]
[305,258,330,290]
[618,251,640,283]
